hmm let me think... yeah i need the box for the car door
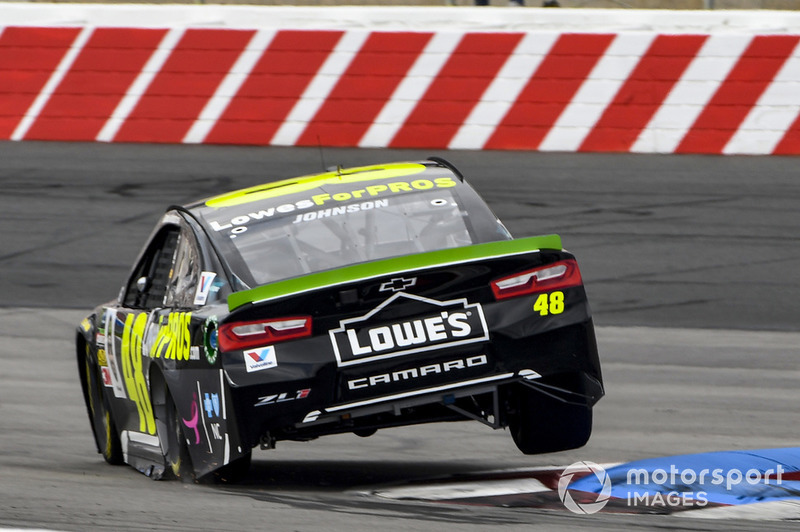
[104,215,241,475]
[103,224,181,443]
[151,218,243,476]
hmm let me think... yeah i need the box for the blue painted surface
[569,448,800,505]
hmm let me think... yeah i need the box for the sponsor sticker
[194,271,217,306]
[204,392,221,419]
[206,174,457,239]
[379,277,417,293]
[97,348,107,367]
[244,346,278,373]
[329,293,489,367]
[255,388,311,407]
[204,316,220,365]
[105,308,129,400]
[291,199,389,224]
[347,354,489,391]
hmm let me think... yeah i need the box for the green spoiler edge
[227,234,563,311]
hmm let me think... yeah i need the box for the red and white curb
[3,5,800,154]
[361,456,800,521]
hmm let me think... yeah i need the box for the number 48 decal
[534,291,565,316]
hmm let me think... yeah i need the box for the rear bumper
[227,318,603,447]
[297,365,603,429]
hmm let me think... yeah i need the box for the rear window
[197,173,510,286]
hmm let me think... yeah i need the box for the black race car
[76,158,603,482]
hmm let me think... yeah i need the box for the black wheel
[353,427,377,438]
[507,381,592,455]
[84,354,123,465]
[159,389,195,482]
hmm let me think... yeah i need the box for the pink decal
[182,392,201,445]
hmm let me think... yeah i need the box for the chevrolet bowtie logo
[379,277,417,293]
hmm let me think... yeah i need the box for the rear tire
[211,452,252,484]
[160,390,195,482]
[84,355,123,465]
[507,381,592,455]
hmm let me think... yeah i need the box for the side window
[164,227,201,309]
[123,227,180,309]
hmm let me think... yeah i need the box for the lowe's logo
[329,293,489,367]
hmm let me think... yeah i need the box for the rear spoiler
[227,234,562,311]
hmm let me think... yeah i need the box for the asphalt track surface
[1,142,799,531]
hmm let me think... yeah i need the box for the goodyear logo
[329,293,489,367]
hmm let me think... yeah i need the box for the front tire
[507,381,592,455]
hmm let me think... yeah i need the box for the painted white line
[723,39,800,155]
[678,499,800,521]
[96,28,185,142]
[539,32,655,152]
[632,34,753,154]
[374,478,551,501]
[5,5,800,33]
[183,30,276,144]
[368,463,623,501]
[448,32,559,150]
[11,26,94,141]
[271,30,369,146]
[358,31,462,148]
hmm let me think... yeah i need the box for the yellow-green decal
[228,234,563,311]
[206,163,427,209]
[534,291,565,316]
[121,313,156,435]
[151,312,193,361]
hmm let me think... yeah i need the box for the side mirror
[136,276,150,293]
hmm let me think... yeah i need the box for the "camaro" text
[347,354,488,390]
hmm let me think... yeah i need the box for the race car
[76,158,604,482]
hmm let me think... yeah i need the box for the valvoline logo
[329,293,489,367]
[244,345,278,373]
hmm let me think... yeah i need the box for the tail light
[491,259,582,300]
[218,316,312,352]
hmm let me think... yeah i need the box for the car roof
[186,159,462,213]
